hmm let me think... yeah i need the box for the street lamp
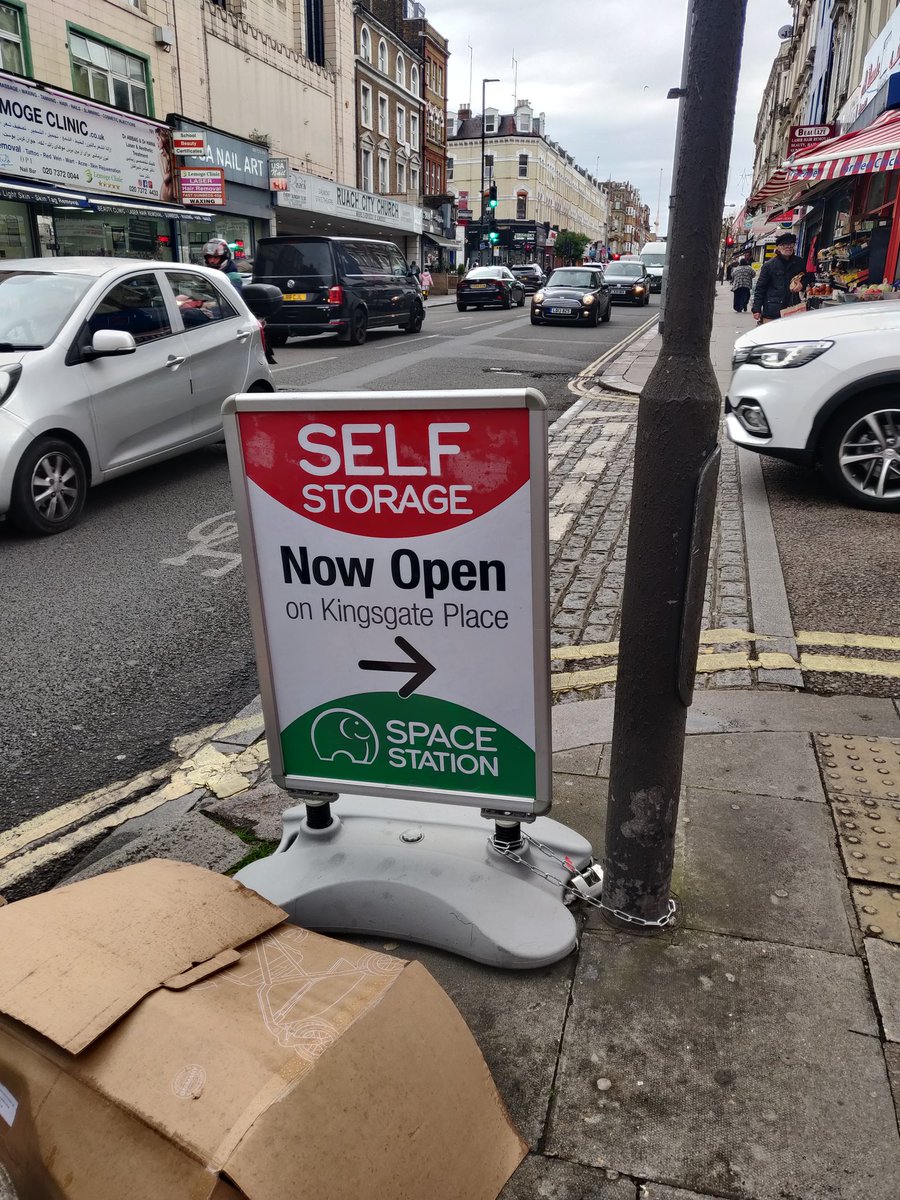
[480,77,499,264]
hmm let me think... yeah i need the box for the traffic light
[488,229,499,244]
[488,183,498,209]
[725,236,734,247]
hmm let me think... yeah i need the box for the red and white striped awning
[787,110,900,183]
[748,168,796,206]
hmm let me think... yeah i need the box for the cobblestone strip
[547,393,763,703]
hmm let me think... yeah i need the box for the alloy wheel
[838,408,900,500]
[31,450,81,522]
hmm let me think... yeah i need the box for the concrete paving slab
[675,789,854,953]
[639,1186,732,1200]
[551,773,609,858]
[61,811,247,884]
[549,929,895,1200]
[355,937,576,1147]
[885,1043,900,1127]
[683,733,821,801]
[500,1155,637,1199]
[210,695,265,749]
[202,776,288,844]
[866,938,900,1041]
[552,693,900,754]
[553,745,604,776]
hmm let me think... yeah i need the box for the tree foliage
[554,230,591,264]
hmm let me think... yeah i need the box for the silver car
[0,258,274,535]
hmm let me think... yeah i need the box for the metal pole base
[235,794,593,969]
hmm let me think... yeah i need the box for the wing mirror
[84,329,137,360]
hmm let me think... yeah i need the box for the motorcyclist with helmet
[202,237,277,363]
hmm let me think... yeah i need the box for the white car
[0,258,275,535]
[726,301,900,510]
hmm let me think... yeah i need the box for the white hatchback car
[727,301,900,510]
[0,258,275,535]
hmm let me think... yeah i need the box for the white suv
[726,302,900,510]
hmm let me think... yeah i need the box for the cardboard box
[0,860,525,1199]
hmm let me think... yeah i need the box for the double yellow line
[551,627,900,692]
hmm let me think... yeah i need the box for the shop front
[0,71,215,261]
[462,220,547,267]
[275,170,424,263]
[168,118,275,268]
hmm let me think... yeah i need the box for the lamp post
[480,77,499,264]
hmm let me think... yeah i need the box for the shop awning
[422,231,459,248]
[748,168,798,207]
[0,178,216,220]
[787,109,900,183]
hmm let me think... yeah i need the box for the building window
[378,154,389,193]
[0,1,28,74]
[69,31,149,115]
[484,153,494,174]
[397,160,406,194]
[411,166,419,194]
[437,65,443,94]
[518,153,528,178]
[396,104,406,143]
[410,64,419,95]
[517,112,530,133]
[378,94,388,136]
[484,113,496,133]
[377,38,387,74]
[360,83,372,128]
[359,25,371,62]
[395,52,405,87]
[410,111,419,149]
[361,147,373,191]
[447,155,453,180]
[435,163,441,193]
[516,192,527,220]
[305,0,325,66]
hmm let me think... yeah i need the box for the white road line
[271,356,339,372]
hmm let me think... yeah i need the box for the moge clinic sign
[224,391,551,814]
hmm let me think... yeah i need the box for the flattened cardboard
[0,863,526,1200]
[0,860,285,1053]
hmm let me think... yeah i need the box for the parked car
[510,263,545,293]
[0,258,275,535]
[531,267,611,326]
[727,302,900,510]
[603,261,652,306]
[252,235,425,347]
[457,267,526,311]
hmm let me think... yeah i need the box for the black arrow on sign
[359,636,436,699]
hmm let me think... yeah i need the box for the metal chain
[493,836,678,930]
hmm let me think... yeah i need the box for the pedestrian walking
[203,238,277,365]
[751,233,815,323]
[730,257,755,313]
[419,267,433,300]
[409,260,421,280]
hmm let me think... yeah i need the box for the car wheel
[10,436,88,536]
[341,306,367,346]
[821,397,900,511]
[530,316,543,325]
[404,305,424,334]
[590,305,601,327]
[601,304,611,322]
[516,294,525,307]
[457,304,467,312]
[266,328,288,348]
[502,294,512,310]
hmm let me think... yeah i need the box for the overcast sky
[425,0,793,231]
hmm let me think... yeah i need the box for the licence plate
[471,283,487,289]
[612,288,627,295]
[548,307,573,314]
[283,293,308,301]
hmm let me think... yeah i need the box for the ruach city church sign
[278,167,424,234]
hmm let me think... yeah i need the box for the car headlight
[533,291,545,303]
[582,294,595,304]
[634,285,645,293]
[0,365,22,405]
[745,340,834,369]
[732,345,752,367]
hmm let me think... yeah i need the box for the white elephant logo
[310,708,379,764]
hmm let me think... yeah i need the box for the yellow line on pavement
[568,314,659,396]
[797,630,900,651]
[801,653,900,678]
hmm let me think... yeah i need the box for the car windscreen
[0,271,95,348]
[252,242,334,284]
[605,264,643,279]
[465,268,504,279]
[547,271,595,288]
[641,254,666,269]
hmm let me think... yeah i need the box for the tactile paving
[816,735,900,800]
[831,796,900,886]
[850,883,900,944]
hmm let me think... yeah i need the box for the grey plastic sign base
[235,795,593,969]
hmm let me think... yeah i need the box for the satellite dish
[778,25,793,39]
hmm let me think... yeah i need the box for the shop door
[163,270,254,437]
[83,272,193,471]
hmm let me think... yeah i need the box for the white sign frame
[223,390,552,816]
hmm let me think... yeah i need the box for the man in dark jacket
[751,232,815,322]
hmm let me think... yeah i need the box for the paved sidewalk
[5,289,900,1197]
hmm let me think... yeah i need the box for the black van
[252,235,425,347]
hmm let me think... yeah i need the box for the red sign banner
[788,124,835,158]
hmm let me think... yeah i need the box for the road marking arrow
[359,636,436,698]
